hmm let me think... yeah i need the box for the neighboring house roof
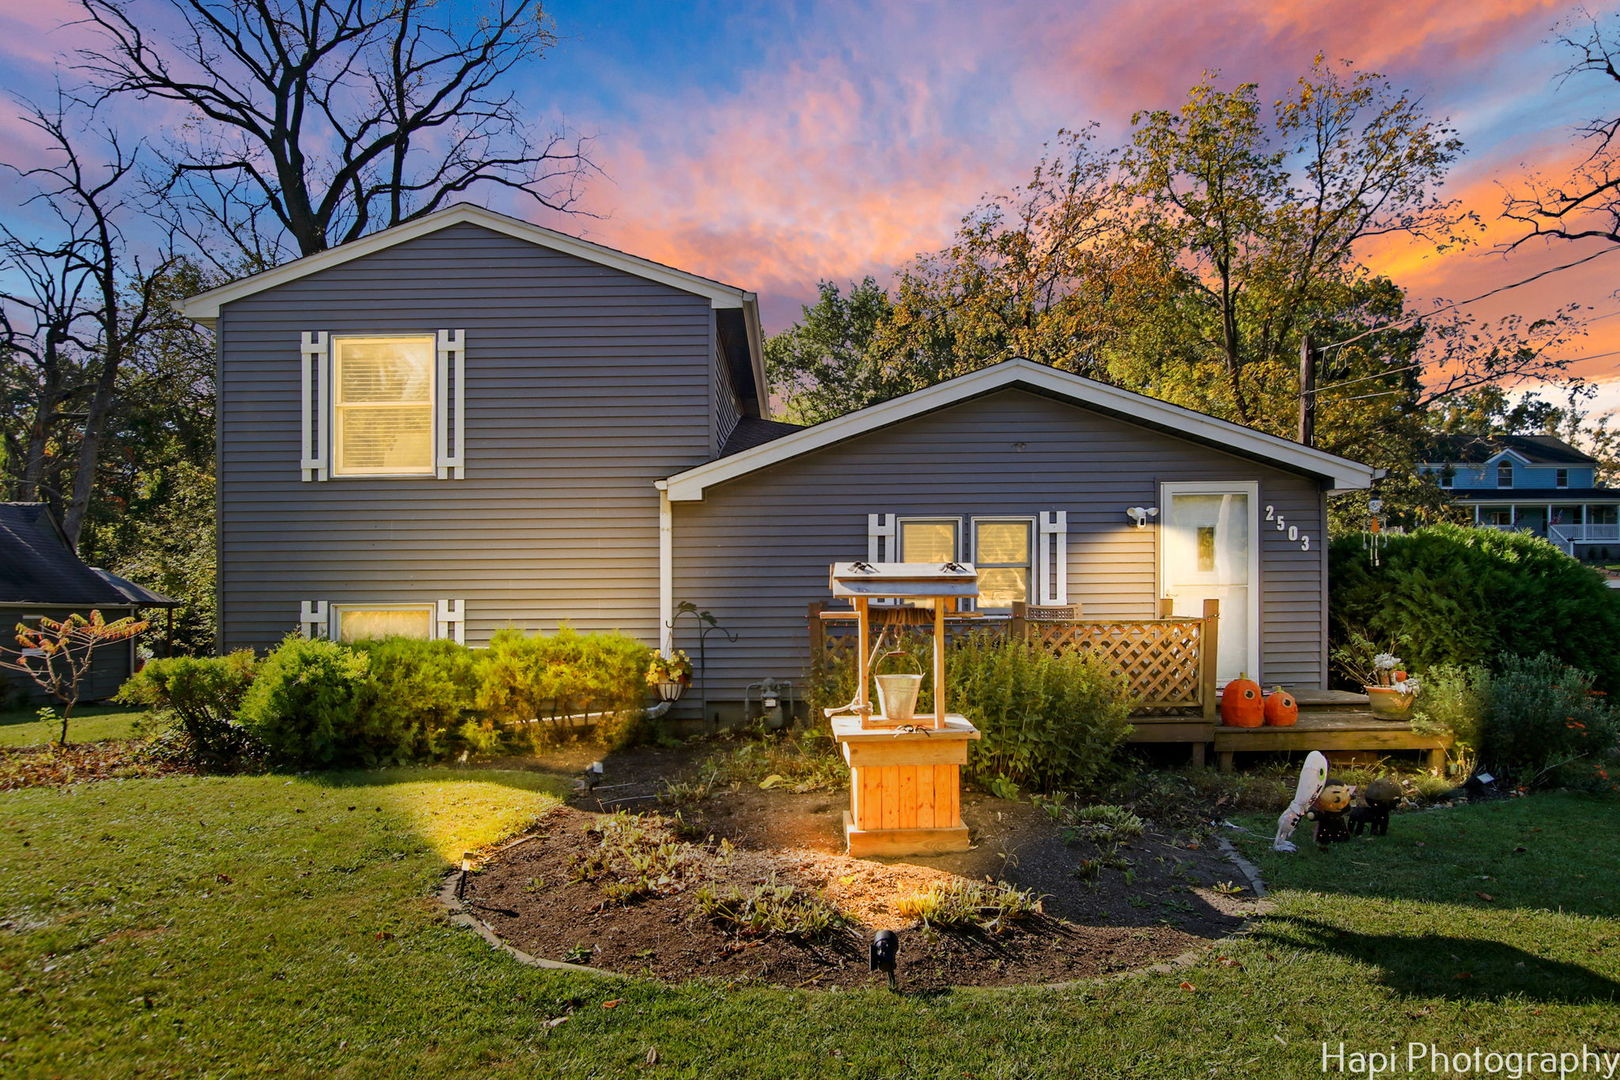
[663,358,1377,501]
[176,202,770,418]
[1422,434,1597,466]
[1448,488,1620,502]
[90,568,180,608]
[719,416,805,457]
[0,504,175,607]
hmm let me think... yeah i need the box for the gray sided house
[183,205,1375,720]
[0,503,178,704]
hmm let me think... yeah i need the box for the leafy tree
[764,278,896,424]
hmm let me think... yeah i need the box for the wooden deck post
[807,600,825,658]
[1156,596,1175,619]
[1009,601,1027,642]
[1200,598,1220,724]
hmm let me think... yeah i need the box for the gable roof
[177,203,769,418]
[0,504,175,607]
[1422,433,1597,466]
[662,358,1377,501]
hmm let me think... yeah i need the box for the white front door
[1159,482,1260,684]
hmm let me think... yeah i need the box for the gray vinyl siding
[216,221,720,650]
[712,333,742,455]
[672,389,1330,703]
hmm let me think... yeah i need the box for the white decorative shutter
[435,329,466,479]
[867,513,896,561]
[1038,511,1068,604]
[300,332,329,481]
[299,600,330,639]
[436,599,466,644]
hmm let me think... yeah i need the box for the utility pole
[1297,331,1316,447]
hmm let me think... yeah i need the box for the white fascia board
[177,204,750,326]
[741,293,771,419]
[663,358,1376,501]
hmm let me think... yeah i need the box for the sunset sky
[3,0,1618,408]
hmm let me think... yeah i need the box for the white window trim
[314,600,466,644]
[1496,461,1514,489]
[896,515,962,561]
[1157,480,1261,683]
[1556,468,1570,489]
[970,515,1036,613]
[301,330,466,481]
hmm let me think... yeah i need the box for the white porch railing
[1548,523,1620,554]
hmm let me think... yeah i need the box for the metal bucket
[875,673,923,724]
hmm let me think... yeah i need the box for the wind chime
[1364,497,1385,567]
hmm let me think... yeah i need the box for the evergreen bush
[117,651,263,769]
[1330,524,1620,692]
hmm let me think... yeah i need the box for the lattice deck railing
[807,599,1219,719]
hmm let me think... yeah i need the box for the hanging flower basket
[646,649,693,703]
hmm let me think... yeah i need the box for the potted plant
[1335,639,1420,721]
[646,649,693,701]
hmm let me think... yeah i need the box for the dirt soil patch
[462,745,1266,990]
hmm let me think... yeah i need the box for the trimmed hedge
[124,627,652,771]
[1330,523,1620,692]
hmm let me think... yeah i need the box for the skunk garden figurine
[1349,776,1402,837]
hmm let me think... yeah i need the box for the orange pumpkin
[1263,687,1299,727]
[1392,670,1408,682]
[1220,678,1265,727]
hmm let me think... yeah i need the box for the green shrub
[475,626,648,749]
[237,636,372,768]
[117,652,263,769]
[1481,653,1620,787]
[692,876,850,940]
[947,632,1134,794]
[349,637,479,760]
[894,878,1042,933]
[1330,524,1620,692]
[1409,661,1488,760]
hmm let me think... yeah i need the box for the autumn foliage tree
[0,611,150,744]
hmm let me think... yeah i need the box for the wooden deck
[1211,708,1452,774]
[1128,687,1453,774]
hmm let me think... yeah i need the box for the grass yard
[0,771,1615,1079]
[0,705,147,748]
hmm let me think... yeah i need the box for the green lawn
[0,771,1615,1078]
[0,704,147,748]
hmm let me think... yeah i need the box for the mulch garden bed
[461,746,1267,991]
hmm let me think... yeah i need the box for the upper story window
[299,329,464,481]
[1497,461,1513,488]
[333,336,436,476]
[1436,468,1452,489]
[1556,468,1570,489]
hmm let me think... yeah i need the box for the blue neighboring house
[1419,434,1620,556]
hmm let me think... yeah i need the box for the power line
[1316,346,1620,403]
[1317,244,1620,355]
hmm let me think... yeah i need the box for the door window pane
[337,607,434,642]
[333,336,436,475]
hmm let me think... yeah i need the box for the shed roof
[662,358,1377,500]
[0,504,176,607]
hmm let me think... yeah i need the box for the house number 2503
[1264,505,1311,551]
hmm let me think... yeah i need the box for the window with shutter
[300,331,465,480]
[332,336,436,476]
